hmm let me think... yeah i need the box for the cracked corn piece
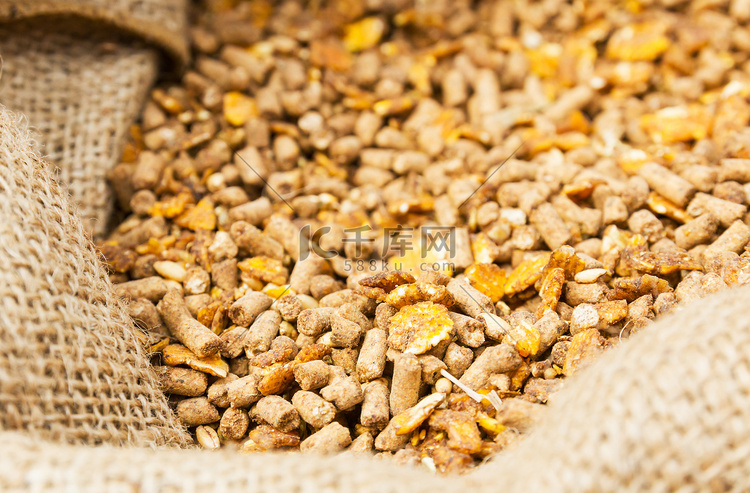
[388,301,454,355]
[465,263,506,303]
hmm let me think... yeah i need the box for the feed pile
[101,0,750,473]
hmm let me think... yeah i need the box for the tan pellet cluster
[101,0,750,475]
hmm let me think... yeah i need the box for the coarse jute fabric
[0,0,189,67]
[0,0,188,237]
[0,105,190,448]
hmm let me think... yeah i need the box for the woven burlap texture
[0,105,190,448]
[0,23,157,237]
[0,0,188,237]
[0,0,189,66]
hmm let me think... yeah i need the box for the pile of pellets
[102,0,750,474]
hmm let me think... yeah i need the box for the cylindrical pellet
[356,328,387,382]
[389,354,421,416]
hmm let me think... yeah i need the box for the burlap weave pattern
[0,106,190,448]
[0,24,158,236]
[0,0,189,66]
[0,0,188,238]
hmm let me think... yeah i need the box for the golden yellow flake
[162,344,229,378]
[465,263,506,303]
[505,253,551,297]
[388,301,454,355]
[223,91,258,127]
[343,17,386,52]
[174,197,217,231]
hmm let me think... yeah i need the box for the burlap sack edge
[0,0,189,70]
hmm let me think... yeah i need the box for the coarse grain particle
[459,343,522,391]
[220,406,250,440]
[637,162,696,207]
[292,391,337,429]
[207,374,239,408]
[115,276,169,302]
[356,328,388,382]
[446,278,495,318]
[703,220,750,259]
[361,378,391,429]
[293,360,330,390]
[301,422,352,454]
[447,312,486,348]
[226,374,263,408]
[229,291,274,327]
[156,366,208,397]
[687,192,746,228]
[177,397,220,426]
[530,202,572,250]
[565,281,609,306]
[244,310,282,356]
[254,395,301,432]
[389,353,422,416]
[158,291,223,358]
[320,368,364,411]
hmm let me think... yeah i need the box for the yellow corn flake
[526,136,556,158]
[563,329,608,376]
[385,282,454,309]
[555,131,589,151]
[508,361,531,392]
[150,192,194,218]
[263,283,294,299]
[408,58,434,94]
[477,416,506,435]
[597,299,628,325]
[468,233,496,265]
[505,253,551,297]
[616,147,650,174]
[388,301,454,355]
[223,91,258,127]
[373,95,416,116]
[162,344,229,378]
[197,301,221,329]
[386,195,434,216]
[625,249,703,276]
[445,125,492,146]
[505,320,541,358]
[343,17,386,52]
[640,105,711,144]
[606,22,670,62]
[536,267,565,318]
[561,179,607,202]
[526,42,562,78]
[175,197,217,231]
[646,192,692,224]
[559,109,591,134]
[148,338,170,353]
[546,245,586,278]
[135,236,177,255]
[465,263,506,303]
[238,256,289,284]
[392,392,446,435]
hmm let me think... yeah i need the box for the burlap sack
[0,105,190,448]
[1,2,749,490]
[0,0,188,237]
